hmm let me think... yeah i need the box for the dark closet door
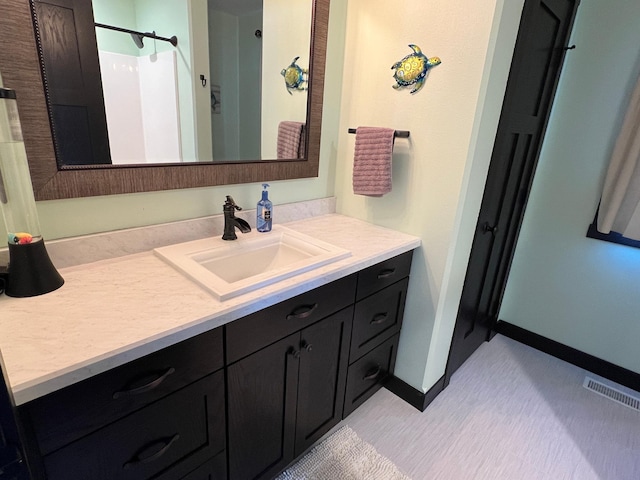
[0,353,31,480]
[446,0,580,380]
[34,0,111,165]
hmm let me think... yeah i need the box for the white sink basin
[154,225,351,300]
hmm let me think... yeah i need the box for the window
[589,72,640,247]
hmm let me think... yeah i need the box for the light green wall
[333,0,523,391]
[90,0,197,161]
[15,0,347,242]
[92,0,138,56]
[135,0,196,161]
[499,0,640,374]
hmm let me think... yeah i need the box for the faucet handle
[225,195,242,211]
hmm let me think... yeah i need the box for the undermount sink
[154,225,351,301]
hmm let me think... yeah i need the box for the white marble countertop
[0,214,420,405]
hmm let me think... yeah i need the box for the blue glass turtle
[281,56,308,94]
[391,44,441,94]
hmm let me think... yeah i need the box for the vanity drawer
[226,274,357,363]
[356,251,413,301]
[24,328,223,455]
[350,278,408,361]
[43,371,226,480]
[343,334,399,418]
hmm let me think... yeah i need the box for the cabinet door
[294,307,352,456]
[227,334,300,480]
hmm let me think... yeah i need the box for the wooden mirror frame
[0,0,329,200]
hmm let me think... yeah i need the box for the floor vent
[583,376,640,412]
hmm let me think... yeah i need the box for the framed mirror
[0,0,329,200]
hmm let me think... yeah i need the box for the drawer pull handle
[363,366,382,381]
[286,303,318,320]
[123,433,180,470]
[370,313,389,325]
[377,268,396,279]
[112,367,176,399]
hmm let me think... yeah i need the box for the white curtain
[597,72,640,240]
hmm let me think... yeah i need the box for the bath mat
[275,426,412,480]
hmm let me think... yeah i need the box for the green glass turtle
[391,44,441,94]
[281,56,308,95]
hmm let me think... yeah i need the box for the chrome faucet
[222,196,251,240]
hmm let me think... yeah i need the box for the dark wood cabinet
[20,329,226,480]
[43,371,225,480]
[350,277,408,361]
[17,250,414,480]
[343,251,413,417]
[343,335,400,417]
[227,306,353,480]
[293,308,352,456]
[355,251,413,301]
[227,333,300,480]
[23,329,223,456]
[226,251,413,479]
[225,275,356,364]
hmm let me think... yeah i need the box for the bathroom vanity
[0,214,419,480]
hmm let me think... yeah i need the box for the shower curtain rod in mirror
[94,23,178,47]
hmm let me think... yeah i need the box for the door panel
[446,0,579,379]
[34,0,111,165]
[227,334,300,480]
[294,308,352,456]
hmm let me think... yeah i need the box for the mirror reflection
[34,0,312,166]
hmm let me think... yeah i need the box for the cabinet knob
[288,347,301,359]
[301,341,313,352]
[482,222,499,235]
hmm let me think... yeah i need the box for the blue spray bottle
[257,183,272,232]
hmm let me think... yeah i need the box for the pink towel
[352,127,395,196]
[277,121,306,159]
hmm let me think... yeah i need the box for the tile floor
[344,335,640,480]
